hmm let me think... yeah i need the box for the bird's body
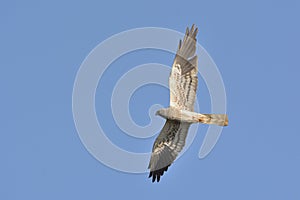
[148,25,228,182]
[156,107,228,125]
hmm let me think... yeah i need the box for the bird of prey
[148,25,228,182]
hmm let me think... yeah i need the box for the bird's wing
[148,120,190,182]
[169,25,198,111]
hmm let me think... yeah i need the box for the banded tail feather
[198,113,228,126]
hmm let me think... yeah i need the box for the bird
[148,24,228,182]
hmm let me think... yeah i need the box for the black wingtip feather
[186,27,189,36]
[186,24,198,39]
[178,39,182,50]
[191,24,195,33]
[148,165,170,183]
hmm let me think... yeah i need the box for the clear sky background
[1,0,300,199]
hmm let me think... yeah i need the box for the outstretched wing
[148,120,190,182]
[169,25,198,111]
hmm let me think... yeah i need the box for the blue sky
[1,0,300,199]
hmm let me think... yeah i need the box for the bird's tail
[197,114,228,126]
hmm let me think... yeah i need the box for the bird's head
[155,108,167,118]
[155,110,160,116]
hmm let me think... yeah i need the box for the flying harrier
[148,25,228,182]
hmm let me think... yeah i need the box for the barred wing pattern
[169,25,198,111]
[148,25,199,182]
[148,120,190,182]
